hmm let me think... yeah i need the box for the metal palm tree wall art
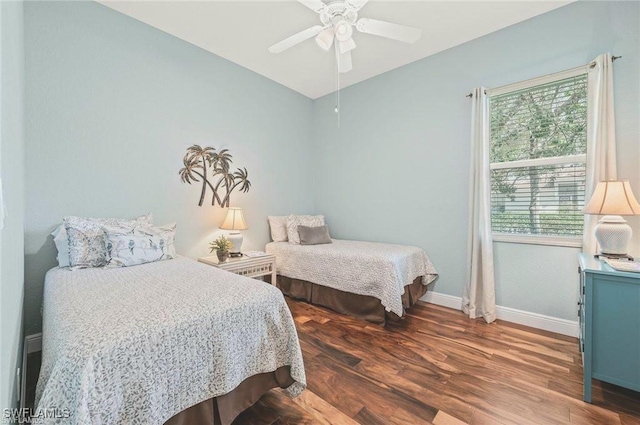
[178,145,251,207]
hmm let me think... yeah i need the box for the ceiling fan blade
[356,18,422,43]
[347,0,370,11]
[339,37,356,54]
[335,44,352,73]
[297,0,327,13]
[268,25,324,54]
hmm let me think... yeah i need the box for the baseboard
[421,292,579,337]
[25,333,42,354]
[422,291,462,310]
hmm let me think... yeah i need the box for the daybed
[266,239,438,324]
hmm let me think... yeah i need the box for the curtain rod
[465,55,622,98]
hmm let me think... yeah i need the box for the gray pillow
[298,225,332,245]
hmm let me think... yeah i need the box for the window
[489,74,587,244]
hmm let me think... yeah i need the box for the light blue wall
[1,0,25,411]
[21,0,640,336]
[23,1,314,334]
[312,1,640,321]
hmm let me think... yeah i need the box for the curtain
[583,53,618,254]
[463,87,496,324]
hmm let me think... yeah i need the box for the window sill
[492,233,583,248]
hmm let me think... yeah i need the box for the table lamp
[219,207,248,257]
[584,180,640,258]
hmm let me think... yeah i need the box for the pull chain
[335,50,341,127]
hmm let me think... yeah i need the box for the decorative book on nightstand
[198,253,277,285]
[578,253,640,403]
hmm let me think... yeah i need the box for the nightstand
[198,254,277,285]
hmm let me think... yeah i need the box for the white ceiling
[99,1,571,99]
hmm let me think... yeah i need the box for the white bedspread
[34,257,306,425]
[266,239,438,316]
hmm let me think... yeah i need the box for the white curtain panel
[463,87,496,323]
[583,53,618,254]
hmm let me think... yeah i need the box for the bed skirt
[268,275,427,325]
[163,366,294,425]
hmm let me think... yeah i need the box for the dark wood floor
[234,298,640,425]
[25,299,639,424]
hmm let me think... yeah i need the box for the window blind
[489,74,588,237]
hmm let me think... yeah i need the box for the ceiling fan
[268,0,422,73]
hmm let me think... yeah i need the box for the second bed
[266,239,439,324]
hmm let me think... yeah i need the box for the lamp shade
[584,180,640,216]
[219,208,248,230]
[315,27,334,51]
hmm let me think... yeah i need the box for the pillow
[298,225,332,245]
[268,216,289,242]
[51,225,70,268]
[63,213,153,269]
[131,222,177,258]
[104,223,176,268]
[66,223,109,269]
[286,214,325,245]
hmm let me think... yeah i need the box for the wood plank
[389,407,435,425]
[291,390,361,425]
[620,413,640,425]
[353,407,388,425]
[433,411,469,425]
[309,353,444,423]
[468,409,509,425]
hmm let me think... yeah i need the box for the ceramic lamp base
[227,231,243,256]
[595,215,632,255]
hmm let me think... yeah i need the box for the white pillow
[51,225,70,268]
[268,216,289,242]
[54,213,153,269]
[134,222,177,258]
[103,223,177,268]
[286,215,325,245]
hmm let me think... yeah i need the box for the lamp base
[594,215,632,256]
[227,231,243,256]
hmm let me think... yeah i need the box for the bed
[265,239,438,324]
[34,257,306,425]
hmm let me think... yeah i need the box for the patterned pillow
[286,215,325,245]
[133,223,177,258]
[104,223,177,267]
[64,214,153,270]
[268,216,289,242]
[66,225,109,269]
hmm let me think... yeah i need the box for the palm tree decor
[178,144,252,207]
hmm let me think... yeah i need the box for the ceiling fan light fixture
[334,20,353,42]
[269,0,423,75]
[339,37,356,54]
[315,27,335,51]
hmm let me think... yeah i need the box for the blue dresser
[578,253,640,402]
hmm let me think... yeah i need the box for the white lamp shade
[219,208,248,230]
[315,28,334,51]
[584,180,640,216]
